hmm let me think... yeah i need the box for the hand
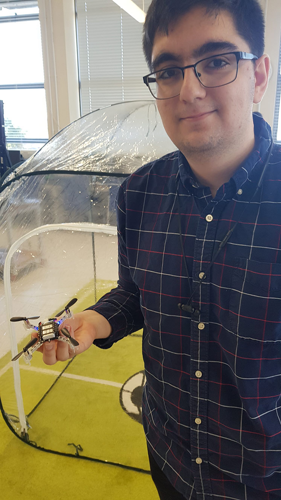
[31,310,111,365]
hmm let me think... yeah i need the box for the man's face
[151,7,265,159]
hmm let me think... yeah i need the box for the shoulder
[121,150,180,194]
[270,143,281,162]
[266,143,281,177]
[116,150,179,217]
[116,151,179,232]
[259,143,281,202]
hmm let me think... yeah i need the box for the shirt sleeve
[88,181,144,349]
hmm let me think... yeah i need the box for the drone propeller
[10,316,40,322]
[12,337,38,361]
[55,298,78,318]
[61,327,79,347]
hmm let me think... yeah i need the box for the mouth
[180,110,216,121]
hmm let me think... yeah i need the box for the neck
[184,135,256,198]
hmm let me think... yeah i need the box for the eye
[156,67,181,80]
[206,57,229,70]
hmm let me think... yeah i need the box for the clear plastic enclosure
[0,101,175,471]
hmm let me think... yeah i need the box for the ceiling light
[112,0,146,23]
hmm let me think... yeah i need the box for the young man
[39,1,281,498]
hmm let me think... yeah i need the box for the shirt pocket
[229,258,281,341]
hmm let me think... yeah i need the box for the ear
[253,54,271,104]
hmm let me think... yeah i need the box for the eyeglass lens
[148,53,238,99]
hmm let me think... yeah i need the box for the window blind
[75,0,152,116]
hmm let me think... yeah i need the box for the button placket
[189,203,219,493]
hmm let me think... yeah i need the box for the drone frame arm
[21,338,44,363]
[23,320,39,331]
[56,309,73,326]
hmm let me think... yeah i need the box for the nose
[179,67,207,102]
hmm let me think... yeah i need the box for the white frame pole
[4,222,117,435]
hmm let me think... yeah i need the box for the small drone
[10,298,79,363]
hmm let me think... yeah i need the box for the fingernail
[45,343,54,351]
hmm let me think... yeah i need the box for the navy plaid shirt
[92,114,281,499]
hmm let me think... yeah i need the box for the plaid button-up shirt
[93,115,281,499]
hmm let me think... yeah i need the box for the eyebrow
[192,40,239,59]
[152,40,239,71]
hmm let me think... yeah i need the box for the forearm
[88,285,144,348]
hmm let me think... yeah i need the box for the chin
[180,139,219,156]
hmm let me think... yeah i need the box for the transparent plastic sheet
[1,100,174,182]
[0,101,175,471]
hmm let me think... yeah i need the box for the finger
[42,340,58,365]
[56,333,74,361]
[30,332,43,354]
[60,314,83,335]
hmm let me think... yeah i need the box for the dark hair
[143,0,265,70]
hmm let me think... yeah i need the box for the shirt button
[206,214,213,222]
[199,272,206,280]
[195,418,202,425]
[198,323,205,330]
[196,457,203,465]
[195,370,202,378]
[237,189,243,195]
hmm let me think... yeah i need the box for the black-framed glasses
[143,51,258,100]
